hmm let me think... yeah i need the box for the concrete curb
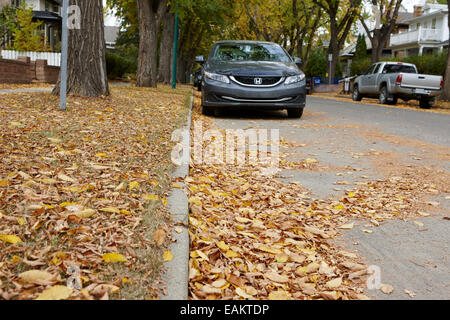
[0,87,53,94]
[161,89,193,300]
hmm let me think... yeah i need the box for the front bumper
[202,77,306,109]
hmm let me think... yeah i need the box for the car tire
[287,108,303,119]
[390,97,398,105]
[379,86,389,104]
[352,85,362,101]
[202,105,215,116]
[197,84,202,92]
[419,98,433,109]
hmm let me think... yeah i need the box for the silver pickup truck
[352,62,443,109]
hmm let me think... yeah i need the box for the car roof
[213,40,279,46]
[379,61,416,67]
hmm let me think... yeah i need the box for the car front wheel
[352,85,362,101]
[287,108,303,119]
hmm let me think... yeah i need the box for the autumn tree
[0,5,16,48]
[10,3,46,51]
[53,0,109,97]
[312,0,362,82]
[359,0,402,63]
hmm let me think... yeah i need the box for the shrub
[382,50,447,76]
[105,51,137,80]
[350,57,372,76]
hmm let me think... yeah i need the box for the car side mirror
[195,56,205,65]
[294,57,302,66]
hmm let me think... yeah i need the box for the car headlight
[285,73,305,85]
[205,71,230,84]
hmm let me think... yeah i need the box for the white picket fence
[1,50,61,67]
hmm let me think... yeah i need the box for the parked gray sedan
[196,41,306,118]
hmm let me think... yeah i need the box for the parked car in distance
[193,68,202,91]
[195,40,306,118]
[352,61,443,109]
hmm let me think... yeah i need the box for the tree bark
[158,9,174,84]
[441,1,450,101]
[136,0,167,87]
[52,0,109,97]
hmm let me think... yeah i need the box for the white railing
[390,28,441,46]
[0,50,61,66]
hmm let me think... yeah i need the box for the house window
[432,18,436,29]
[417,23,421,29]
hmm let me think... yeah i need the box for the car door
[366,63,382,94]
[360,64,376,94]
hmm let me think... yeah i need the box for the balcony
[390,28,441,47]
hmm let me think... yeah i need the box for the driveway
[210,96,450,300]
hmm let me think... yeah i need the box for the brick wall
[35,60,59,84]
[0,57,60,84]
[0,58,32,84]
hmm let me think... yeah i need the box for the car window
[211,43,291,63]
[382,64,417,74]
[373,64,382,74]
[365,64,376,75]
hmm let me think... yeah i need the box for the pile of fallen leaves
[186,93,448,300]
[0,85,191,300]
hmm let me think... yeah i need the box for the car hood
[206,61,301,77]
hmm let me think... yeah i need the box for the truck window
[382,64,417,74]
[365,64,376,75]
[373,64,382,74]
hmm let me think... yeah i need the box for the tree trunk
[158,10,174,84]
[52,0,109,97]
[441,1,450,101]
[136,0,167,87]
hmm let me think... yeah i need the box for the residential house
[1,0,62,50]
[390,4,449,57]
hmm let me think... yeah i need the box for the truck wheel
[379,86,389,104]
[419,99,432,109]
[352,85,362,101]
[287,108,303,119]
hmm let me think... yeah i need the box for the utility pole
[171,10,179,89]
[60,0,68,111]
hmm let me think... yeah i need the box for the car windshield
[382,64,417,74]
[211,43,291,62]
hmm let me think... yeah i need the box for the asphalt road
[212,96,450,300]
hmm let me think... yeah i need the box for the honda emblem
[254,78,263,85]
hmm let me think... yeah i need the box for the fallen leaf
[163,250,173,262]
[153,228,166,247]
[0,234,22,244]
[19,270,54,283]
[380,284,394,294]
[36,285,72,300]
[102,253,127,263]
[338,223,354,230]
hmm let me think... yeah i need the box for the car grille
[232,76,283,86]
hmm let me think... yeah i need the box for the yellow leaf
[172,183,183,189]
[268,290,292,300]
[42,178,57,184]
[275,253,289,263]
[305,158,319,164]
[120,209,133,216]
[188,196,202,206]
[72,209,96,219]
[334,204,345,210]
[16,217,25,226]
[95,153,108,158]
[102,253,127,263]
[257,245,282,255]
[36,285,72,300]
[0,234,22,244]
[0,180,8,187]
[99,207,120,214]
[163,250,173,262]
[129,181,139,191]
[347,192,356,198]
[225,250,239,258]
[217,241,229,251]
[60,202,77,208]
[19,270,53,283]
[143,194,160,201]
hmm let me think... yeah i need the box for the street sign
[328,54,333,62]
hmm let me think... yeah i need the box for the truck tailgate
[400,73,442,91]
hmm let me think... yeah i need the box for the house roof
[32,10,61,21]
[397,12,414,24]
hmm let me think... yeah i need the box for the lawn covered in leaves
[0,85,191,300]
